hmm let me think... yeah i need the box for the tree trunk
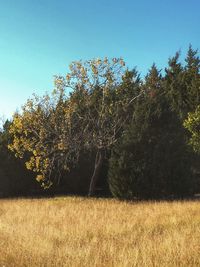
[88,149,103,197]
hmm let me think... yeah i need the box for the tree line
[1,46,200,199]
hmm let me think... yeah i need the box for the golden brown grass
[0,197,200,266]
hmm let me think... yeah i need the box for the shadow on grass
[0,189,200,202]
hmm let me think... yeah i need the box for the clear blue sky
[0,0,199,118]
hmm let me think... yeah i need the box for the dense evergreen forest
[1,46,200,199]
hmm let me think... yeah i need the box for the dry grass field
[0,197,200,267]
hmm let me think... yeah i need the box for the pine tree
[109,64,194,199]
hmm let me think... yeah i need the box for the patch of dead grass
[0,197,200,266]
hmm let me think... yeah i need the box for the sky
[0,0,200,118]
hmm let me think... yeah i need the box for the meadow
[0,197,200,267]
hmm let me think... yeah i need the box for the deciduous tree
[9,58,143,196]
